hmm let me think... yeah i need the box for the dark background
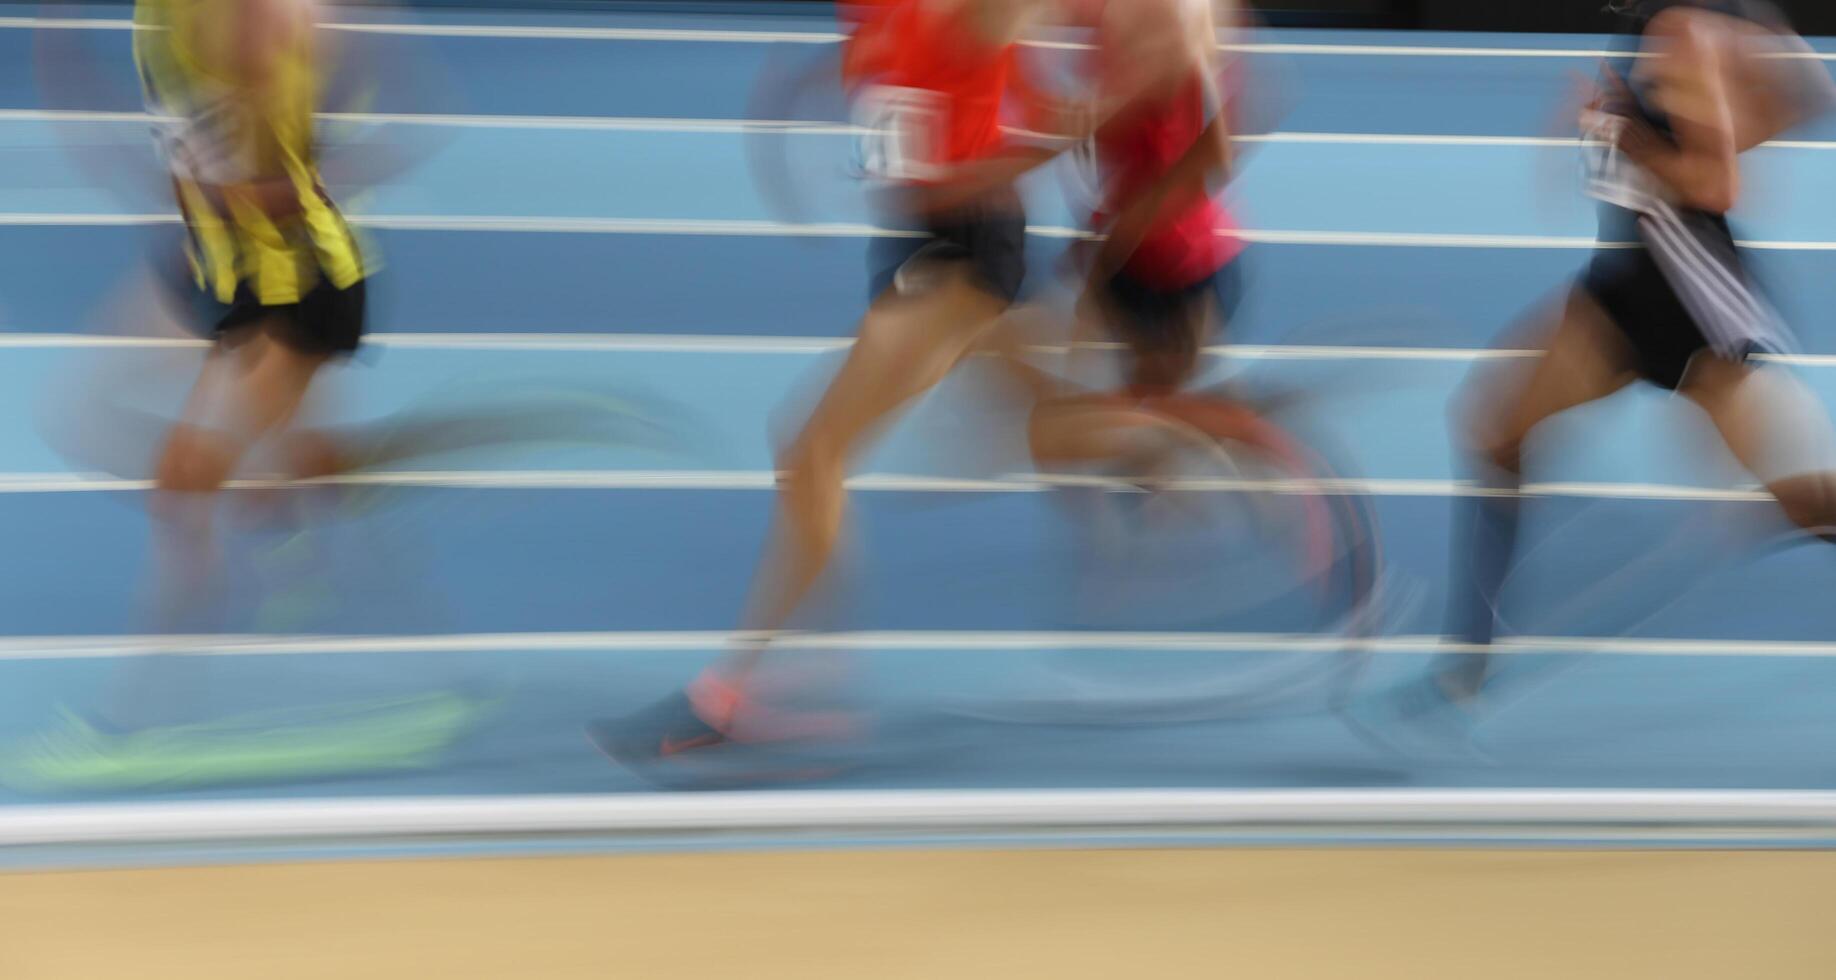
[1269,0,1835,33]
[1413,0,1836,34]
[11,0,1836,34]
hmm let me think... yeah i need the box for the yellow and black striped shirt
[134,0,366,306]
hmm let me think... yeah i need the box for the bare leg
[1681,354,1836,538]
[1027,279,1218,471]
[1123,290,1210,398]
[970,304,1072,406]
[154,329,329,494]
[1028,396,1182,467]
[115,329,330,730]
[1458,291,1638,477]
[1441,289,1638,698]
[586,267,1032,762]
[701,270,1011,726]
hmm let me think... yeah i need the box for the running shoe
[585,691,731,772]
[587,690,859,788]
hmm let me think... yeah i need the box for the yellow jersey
[134,0,366,306]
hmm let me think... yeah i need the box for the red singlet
[1095,73,1242,288]
[842,0,1022,174]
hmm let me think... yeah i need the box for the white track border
[5,789,1836,847]
[0,629,1832,660]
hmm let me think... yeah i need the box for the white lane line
[6,16,1835,60]
[9,332,1836,369]
[374,335,859,356]
[13,110,1836,152]
[18,331,1836,373]
[0,211,1828,250]
[1242,132,1580,147]
[0,333,205,349]
[1219,42,1827,60]
[0,108,868,135]
[0,16,136,30]
[1758,352,1836,367]
[0,112,1639,144]
[1240,132,1836,151]
[324,22,845,43]
[7,789,1836,847]
[0,213,929,238]
[0,468,1778,502]
[0,332,1533,360]
[358,215,934,238]
[0,629,1828,660]
[0,213,1658,248]
[0,213,1641,250]
[0,213,177,226]
[366,336,1540,361]
[0,109,153,124]
[1229,343,1535,361]
[361,335,1537,359]
[0,630,1438,658]
[370,332,854,353]
[0,17,847,42]
[323,111,863,135]
[1233,229,1612,249]
[1229,42,1630,58]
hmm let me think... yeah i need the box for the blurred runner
[136,0,369,498]
[593,0,1079,774]
[989,0,1384,727]
[105,0,380,716]
[1028,0,1244,463]
[1437,0,1836,710]
[6,0,464,791]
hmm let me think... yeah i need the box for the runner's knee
[1768,473,1836,536]
[1452,404,1525,477]
[776,441,847,555]
[154,425,234,494]
[778,436,846,504]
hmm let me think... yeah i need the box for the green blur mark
[0,690,493,794]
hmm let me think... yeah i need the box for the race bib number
[1580,109,1666,213]
[852,85,945,183]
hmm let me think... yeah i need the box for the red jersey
[842,0,1022,178]
[1095,74,1241,288]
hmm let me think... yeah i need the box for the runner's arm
[916,45,1088,212]
[1615,10,1740,213]
[225,0,319,217]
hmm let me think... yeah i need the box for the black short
[195,275,367,357]
[1582,244,1742,391]
[867,193,1027,304]
[1098,259,1244,355]
[1580,203,1783,391]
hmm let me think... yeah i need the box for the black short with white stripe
[1581,203,1786,390]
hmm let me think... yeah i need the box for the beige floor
[1,847,1832,979]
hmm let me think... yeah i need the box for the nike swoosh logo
[659,732,723,757]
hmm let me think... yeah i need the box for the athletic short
[1582,206,1784,391]
[183,274,367,357]
[867,190,1027,304]
[1098,258,1244,356]
[152,224,367,357]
